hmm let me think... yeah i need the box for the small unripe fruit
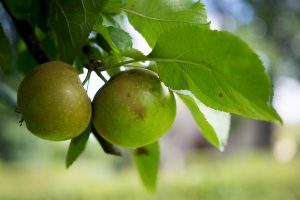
[17,61,92,141]
[92,69,176,148]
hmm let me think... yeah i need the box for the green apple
[17,61,91,141]
[92,69,176,148]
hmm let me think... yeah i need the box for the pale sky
[273,77,300,124]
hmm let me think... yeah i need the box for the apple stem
[95,70,108,83]
[82,44,108,82]
[82,68,92,85]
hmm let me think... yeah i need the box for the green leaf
[100,14,123,28]
[92,126,122,156]
[101,0,123,14]
[48,0,103,64]
[72,51,88,74]
[96,25,146,60]
[120,48,147,60]
[96,25,133,52]
[94,32,112,52]
[124,0,209,47]
[16,48,37,75]
[41,35,57,60]
[3,0,49,30]
[0,25,12,71]
[104,51,122,77]
[133,141,159,193]
[179,93,230,150]
[16,36,56,75]
[65,123,91,168]
[150,27,281,122]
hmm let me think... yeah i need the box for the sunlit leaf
[179,93,230,150]
[96,25,133,52]
[66,123,91,168]
[133,141,159,193]
[124,0,209,47]
[150,27,281,122]
[101,0,122,14]
[96,25,146,61]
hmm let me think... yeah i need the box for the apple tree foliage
[0,0,281,192]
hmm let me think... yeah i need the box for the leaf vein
[123,8,204,24]
[56,2,75,48]
[80,0,87,23]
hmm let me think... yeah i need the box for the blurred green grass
[0,151,299,200]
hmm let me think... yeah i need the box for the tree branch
[1,0,50,64]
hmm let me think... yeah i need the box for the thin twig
[124,64,145,68]
[1,0,50,64]
[102,59,145,71]
[82,44,109,82]
[95,70,108,83]
[82,68,92,85]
